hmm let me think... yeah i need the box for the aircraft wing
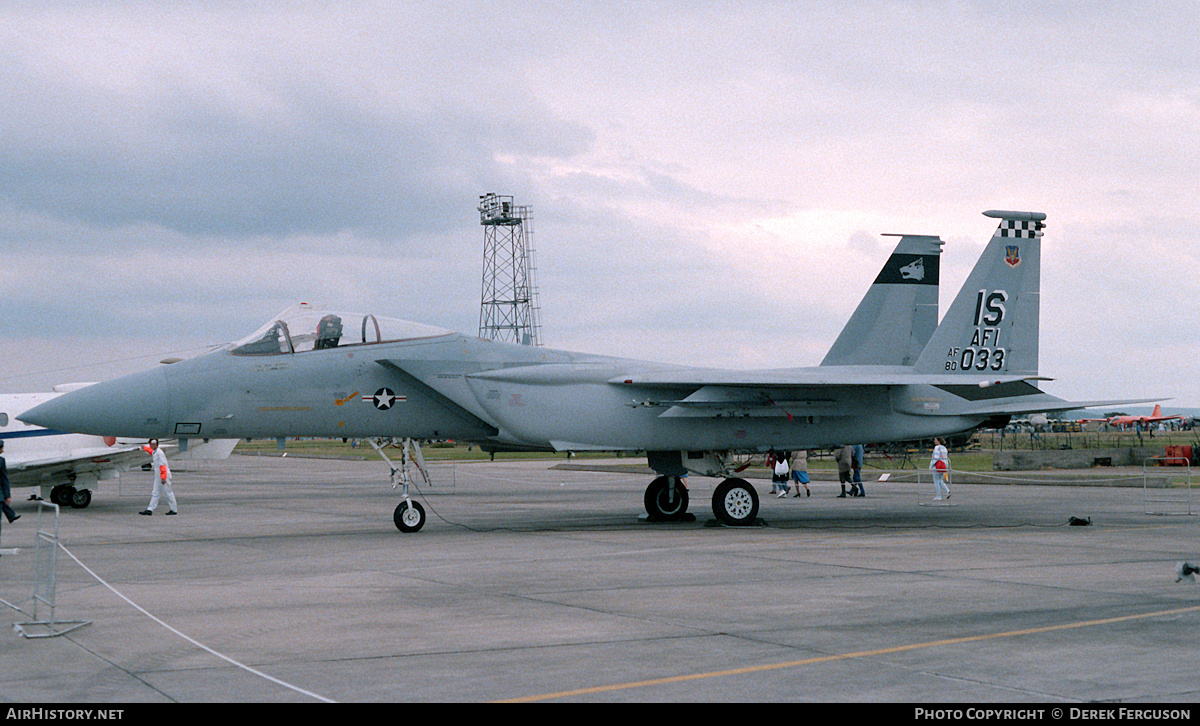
[471,363,1072,420]
[607,367,1048,389]
[618,382,1156,421]
[606,367,1051,417]
[8,445,144,472]
[5,444,148,489]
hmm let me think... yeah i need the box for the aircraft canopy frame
[229,304,452,356]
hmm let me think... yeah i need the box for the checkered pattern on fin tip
[993,219,1044,238]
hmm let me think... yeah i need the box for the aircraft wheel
[50,485,74,507]
[712,478,759,526]
[69,488,92,509]
[644,476,689,520]
[394,500,426,533]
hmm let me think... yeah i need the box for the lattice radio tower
[478,193,543,346]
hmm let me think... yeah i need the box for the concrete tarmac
[1,455,1198,704]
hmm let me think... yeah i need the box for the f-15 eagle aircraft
[21,210,1141,532]
[2,387,238,508]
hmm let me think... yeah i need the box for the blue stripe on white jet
[0,429,71,440]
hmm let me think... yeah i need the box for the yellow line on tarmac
[497,604,1200,703]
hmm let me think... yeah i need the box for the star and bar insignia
[363,388,405,410]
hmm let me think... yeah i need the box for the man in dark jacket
[1,440,20,537]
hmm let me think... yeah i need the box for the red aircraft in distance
[1082,404,1183,427]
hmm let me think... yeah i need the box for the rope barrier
[54,541,337,704]
[941,469,1146,485]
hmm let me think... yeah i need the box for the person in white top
[929,437,950,501]
[139,439,178,516]
[771,451,791,498]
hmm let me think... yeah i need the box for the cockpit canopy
[230,303,452,356]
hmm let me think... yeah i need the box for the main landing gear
[642,476,759,526]
[644,476,690,521]
[711,478,759,526]
[49,484,92,509]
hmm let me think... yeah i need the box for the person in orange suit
[139,439,177,516]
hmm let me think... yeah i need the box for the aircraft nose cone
[19,367,172,438]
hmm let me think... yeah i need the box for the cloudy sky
[2,1,1197,410]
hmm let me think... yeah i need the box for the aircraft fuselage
[33,333,983,455]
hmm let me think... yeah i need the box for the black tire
[394,500,426,533]
[711,478,759,526]
[69,488,92,509]
[644,476,689,520]
[50,485,74,507]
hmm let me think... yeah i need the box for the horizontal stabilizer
[922,397,1162,418]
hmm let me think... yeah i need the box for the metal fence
[12,501,90,638]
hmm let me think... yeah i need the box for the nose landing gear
[368,438,430,533]
[393,499,426,533]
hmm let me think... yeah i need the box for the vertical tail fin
[915,210,1045,376]
[821,234,942,367]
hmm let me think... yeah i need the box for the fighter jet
[21,211,1142,532]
